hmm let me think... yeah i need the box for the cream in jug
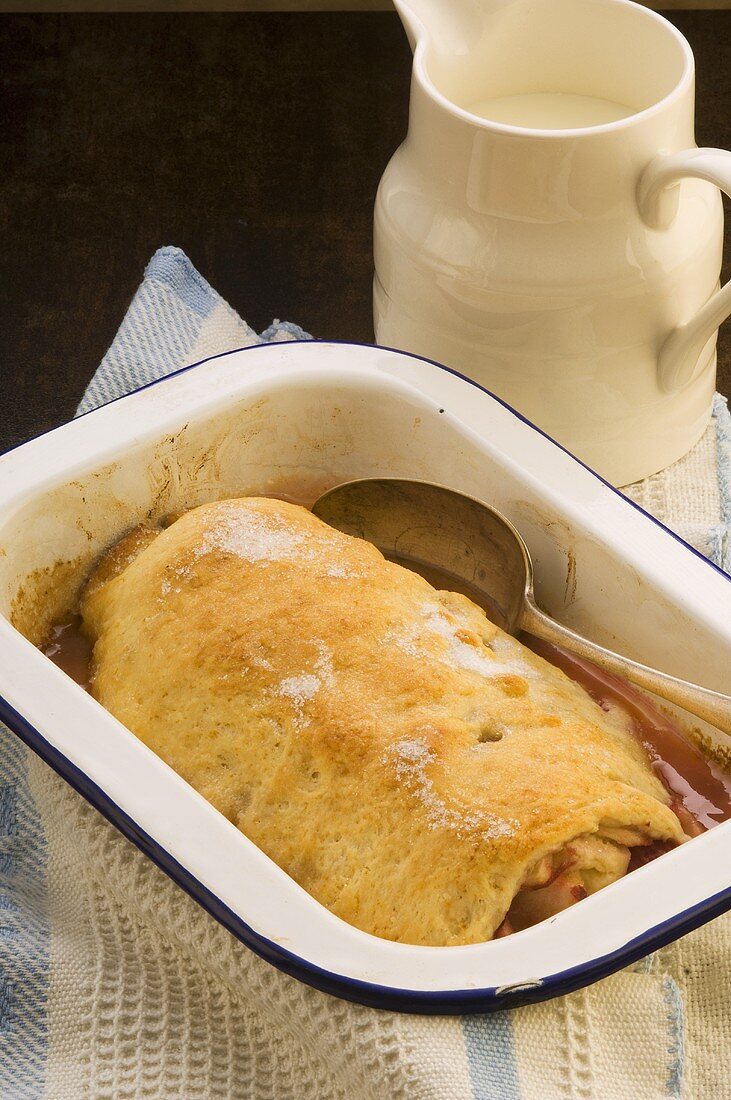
[373,0,731,484]
[469,93,633,128]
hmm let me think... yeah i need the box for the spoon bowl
[313,477,731,735]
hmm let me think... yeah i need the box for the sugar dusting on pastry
[159,561,198,598]
[195,500,360,579]
[424,605,498,676]
[199,504,307,562]
[314,643,335,685]
[275,645,336,728]
[279,674,321,705]
[390,602,535,683]
[389,737,517,840]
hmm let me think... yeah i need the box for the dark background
[0,11,729,452]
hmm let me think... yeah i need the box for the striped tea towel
[2,246,731,1100]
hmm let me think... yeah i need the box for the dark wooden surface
[0,11,729,452]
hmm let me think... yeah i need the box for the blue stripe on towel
[259,319,311,343]
[463,1013,520,1099]
[145,246,219,319]
[662,976,685,1098]
[0,976,13,1034]
[0,786,16,878]
[78,246,218,413]
[0,727,49,1098]
[77,246,309,417]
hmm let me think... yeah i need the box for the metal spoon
[312,477,731,735]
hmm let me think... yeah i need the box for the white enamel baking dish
[0,341,730,1014]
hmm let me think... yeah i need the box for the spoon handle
[522,599,731,735]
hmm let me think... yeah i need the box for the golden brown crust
[81,497,686,945]
[82,524,159,602]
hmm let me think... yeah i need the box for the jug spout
[394,0,491,55]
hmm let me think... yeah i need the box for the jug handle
[637,148,731,393]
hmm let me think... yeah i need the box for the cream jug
[373,0,731,484]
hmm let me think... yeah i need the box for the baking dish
[0,340,729,1014]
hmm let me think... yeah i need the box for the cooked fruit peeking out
[50,498,699,946]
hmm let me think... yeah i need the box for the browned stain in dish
[12,558,87,646]
[563,549,577,606]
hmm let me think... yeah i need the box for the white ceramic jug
[373,0,731,484]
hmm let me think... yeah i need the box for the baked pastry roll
[80,497,687,946]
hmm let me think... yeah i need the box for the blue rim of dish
[1,339,730,1014]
